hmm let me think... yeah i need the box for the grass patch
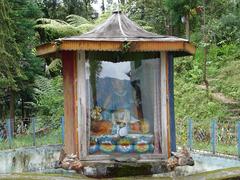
[210,60,240,100]
[0,128,62,150]
[193,141,237,156]
[174,77,229,122]
[207,44,240,100]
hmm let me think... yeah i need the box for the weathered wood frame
[74,51,171,161]
[62,51,79,155]
[161,52,171,157]
[36,40,196,57]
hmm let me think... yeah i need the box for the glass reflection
[87,59,160,155]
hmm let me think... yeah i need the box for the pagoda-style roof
[65,11,185,41]
[36,11,196,57]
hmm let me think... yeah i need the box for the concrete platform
[155,152,240,178]
[0,145,240,178]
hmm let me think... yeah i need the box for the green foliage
[0,128,62,150]
[10,0,44,101]
[34,76,63,128]
[0,0,22,90]
[62,0,94,19]
[174,77,229,121]
[45,59,62,75]
[37,0,95,20]
[94,11,111,25]
[77,23,95,33]
[174,43,240,121]
[213,62,240,99]
[164,0,199,22]
[211,13,240,44]
[175,51,203,84]
[207,44,240,99]
[175,43,240,152]
[35,18,82,43]
[125,0,169,34]
[33,13,97,128]
[35,14,96,43]
[66,15,90,27]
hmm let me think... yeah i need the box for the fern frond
[45,58,62,75]
[66,15,90,27]
[36,18,68,25]
[77,24,95,33]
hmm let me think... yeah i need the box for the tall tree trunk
[120,0,125,5]
[185,13,190,40]
[1,103,6,123]
[84,0,89,18]
[166,12,173,35]
[21,97,24,121]
[203,47,208,89]
[0,103,3,122]
[101,0,105,12]
[140,5,145,20]
[202,0,209,93]
[9,89,15,136]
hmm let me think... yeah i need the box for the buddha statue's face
[112,79,125,93]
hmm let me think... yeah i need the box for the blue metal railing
[185,118,240,157]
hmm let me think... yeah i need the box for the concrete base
[1,145,240,178]
[0,145,62,174]
[154,152,240,177]
[82,161,168,177]
[0,145,169,177]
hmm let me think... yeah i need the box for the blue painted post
[32,118,36,146]
[187,118,193,150]
[237,121,240,158]
[168,53,176,152]
[61,116,64,145]
[6,119,12,148]
[211,119,217,154]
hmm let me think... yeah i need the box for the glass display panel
[86,59,161,155]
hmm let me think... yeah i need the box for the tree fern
[66,14,90,27]
[36,18,69,25]
[35,18,82,43]
[77,23,95,33]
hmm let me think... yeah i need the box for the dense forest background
[0,0,239,136]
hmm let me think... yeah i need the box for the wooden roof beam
[36,42,58,57]
[36,40,196,57]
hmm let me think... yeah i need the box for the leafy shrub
[34,75,63,128]
[207,44,240,99]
